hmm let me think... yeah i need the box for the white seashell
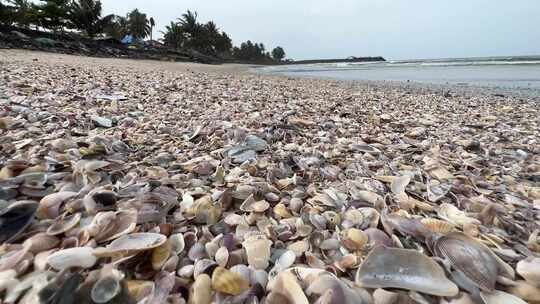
[215,246,229,267]
[242,234,272,270]
[46,247,97,270]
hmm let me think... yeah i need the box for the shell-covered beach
[1,50,539,303]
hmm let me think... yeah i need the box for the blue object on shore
[121,34,134,45]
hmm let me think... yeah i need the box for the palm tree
[127,8,150,40]
[103,15,128,40]
[68,0,114,37]
[177,10,199,39]
[162,21,184,49]
[149,16,155,42]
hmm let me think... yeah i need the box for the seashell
[162,254,179,272]
[335,254,359,271]
[480,290,528,304]
[353,190,382,205]
[169,233,185,255]
[289,198,304,213]
[47,246,97,270]
[438,203,481,228]
[91,275,122,303]
[211,266,250,295]
[95,210,138,242]
[34,249,56,271]
[428,232,512,292]
[421,218,455,235]
[342,228,368,251]
[23,233,60,253]
[358,207,380,229]
[126,280,154,302]
[0,201,39,244]
[322,211,341,227]
[252,269,268,289]
[268,271,309,304]
[178,264,195,278]
[516,256,540,287]
[356,246,458,296]
[38,191,78,219]
[506,280,540,302]
[275,250,296,270]
[287,239,309,257]
[306,272,371,304]
[309,213,327,230]
[242,234,272,269]
[46,213,81,236]
[224,213,246,226]
[230,264,252,282]
[273,203,292,218]
[189,242,207,261]
[240,195,270,213]
[194,259,218,278]
[94,233,167,257]
[305,251,325,269]
[189,274,212,304]
[390,175,411,195]
[215,246,229,267]
[151,240,171,270]
[319,238,340,250]
[186,195,222,225]
[205,241,219,260]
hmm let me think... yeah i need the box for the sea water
[259,56,540,90]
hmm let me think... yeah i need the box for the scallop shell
[356,246,458,297]
[91,275,122,303]
[94,233,167,257]
[429,232,498,292]
[47,247,97,270]
[273,203,292,218]
[242,234,272,269]
[211,266,250,295]
[421,218,455,235]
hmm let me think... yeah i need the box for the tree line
[0,0,287,62]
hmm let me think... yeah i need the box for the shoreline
[0,49,539,303]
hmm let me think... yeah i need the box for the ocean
[258,56,540,90]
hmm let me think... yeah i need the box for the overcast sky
[102,0,539,60]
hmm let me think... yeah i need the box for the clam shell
[356,246,458,296]
[438,203,481,227]
[190,274,212,304]
[506,280,540,302]
[23,233,60,253]
[430,232,498,292]
[47,213,81,236]
[215,246,229,267]
[240,195,270,213]
[94,233,167,257]
[269,271,309,304]
[0,201,39,244]
[169,233,185,255]
[38,191,77,219]
[151,240,171,270]
[421,218,455,235]
[211,266,250,295]
[517,256,540,287]
[242,234,272,269]
[126,280,154,302]
[47,247,97,270]
[91,275,121,303]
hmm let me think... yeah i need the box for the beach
[1,49,539,303]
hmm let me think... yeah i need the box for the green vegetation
[0,1,287,62]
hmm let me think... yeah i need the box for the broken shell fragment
[356,246,458,296]
[0,201,39,244]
